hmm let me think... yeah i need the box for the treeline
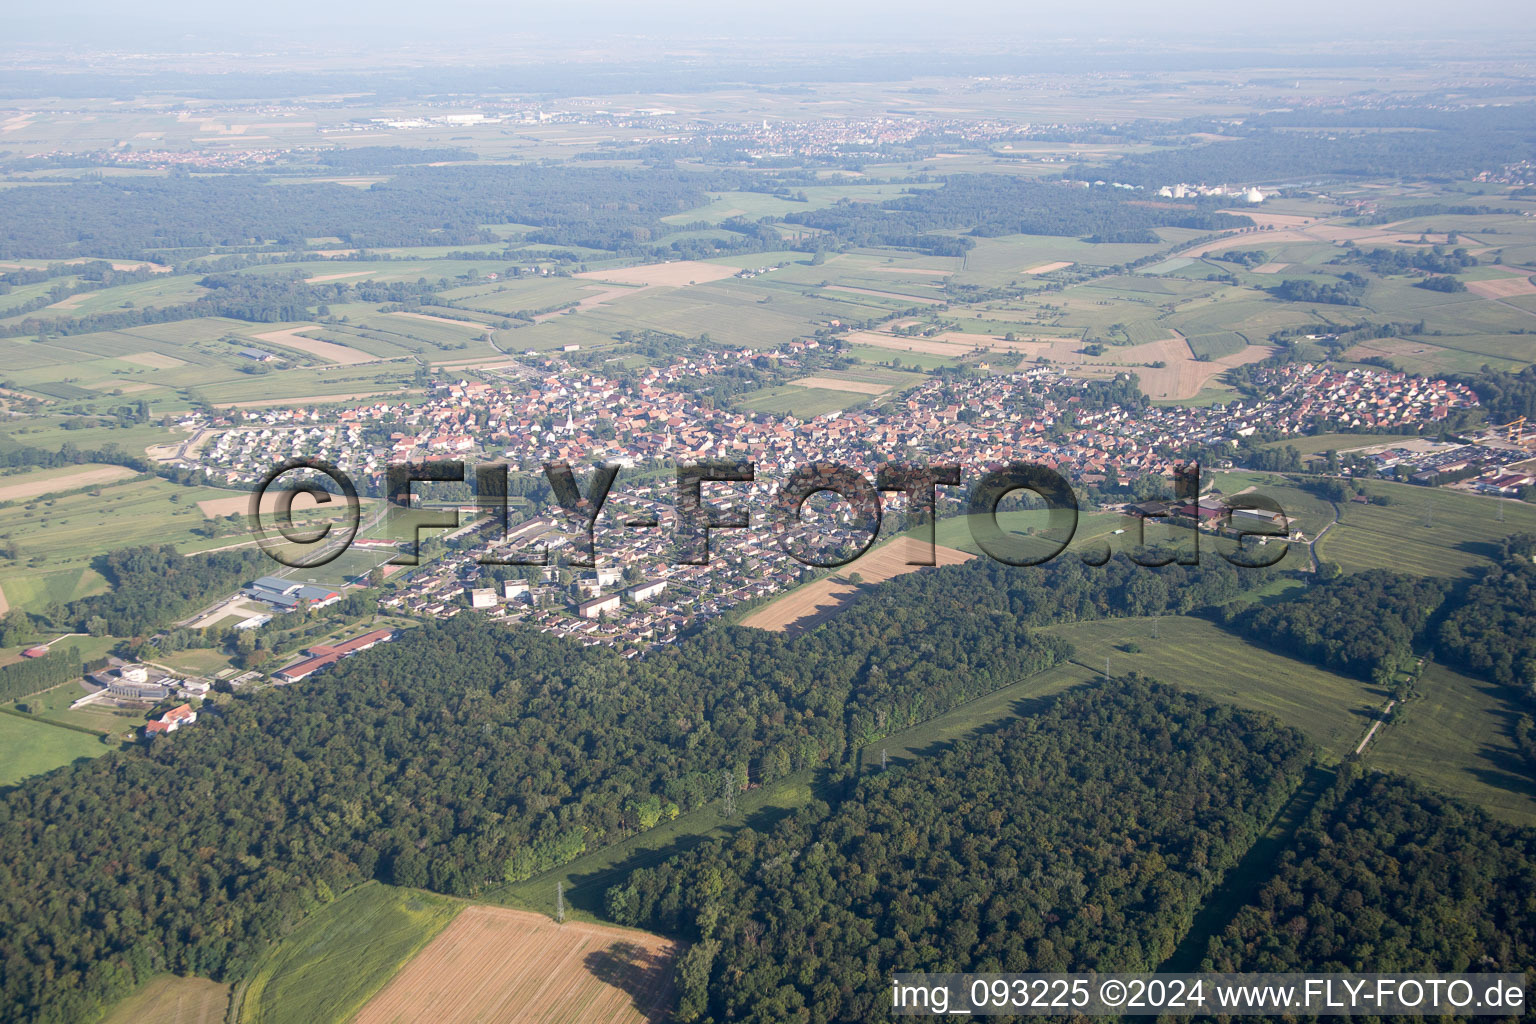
[782,175,1252,253]
[608,679,1311,1022]
[1342,245,1479,277]
[0,271,445,339]
[0,645,88,703]
[1233,570,1448,684]
[54,545,269,638]
[1269,274,1367,306]
[1204,768,1536,975]
[310,146,476,172]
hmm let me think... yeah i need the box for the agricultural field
[1037,615,1378,761]
[739,536,974,634]
[239,882,463,1024]
[6,678,148,737]
[101,975,230,1024]
[1371,663,1536,827]
[0,476,254,612]
[1316,479,1536,578]
[352,905,679,1024]
[0,712,110,785]
[0,462,137,502]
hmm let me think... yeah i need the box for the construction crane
[1496,415,1528,448]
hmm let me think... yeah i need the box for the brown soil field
[741,536,973,634]
[788,375,890,395]
[390,310,493,330]
[0,582,9,615]
[575,261,740,287]
[305,270,374,283]
[252,327,375,365]
[0,465,136,502]
[844,331,979,358]
[1187,230,1312,256]
[1467,275,1536,300]
[196,490,377,518]
[101,975,229,1024]
[824,284,943,305]
[1217,210,1314,230]
[533,284,646,322]
[122,351,187,369]
[45,292,93,310]
[353,905,679,1024]
[1135,342,1275,400]
[1023,261,1075,274]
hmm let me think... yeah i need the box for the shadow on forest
[583,940,676,1023]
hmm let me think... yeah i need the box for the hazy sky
[8,0,1536,54]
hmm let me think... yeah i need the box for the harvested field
[196,489,375,518]
[788,375,890,395]
[0,465,136,502]
[45,292,93,310]
[252,327,375,365]
[305,271,374,283]
[1023,261,1074,274]
[870,267,952,276]
[741,536,973,634]
[575,261,739,287]
[1466,275,1536,300]
[389,310,493,330]
[1250,262,1290,274]
[1187,230,1312,256]
[216,389,408,409]
[353,905,678,1024]
[531,284,647,323]
[1216,210,1314,230]
[102,975,229,1024]
[122,351,187,369]
[844,331,978,358]
[823,284,943,304]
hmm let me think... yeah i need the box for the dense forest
[608,679,1312,1022]
[1205,769,1536,975]
[0,166,723,258]
[1078,106,1536,186]
[1437,538,1536,697]
[783,175,1252,252]
[1234,570,1448,684]
[0,553,1284,1021]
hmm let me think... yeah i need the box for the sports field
[353,905,679,1024]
